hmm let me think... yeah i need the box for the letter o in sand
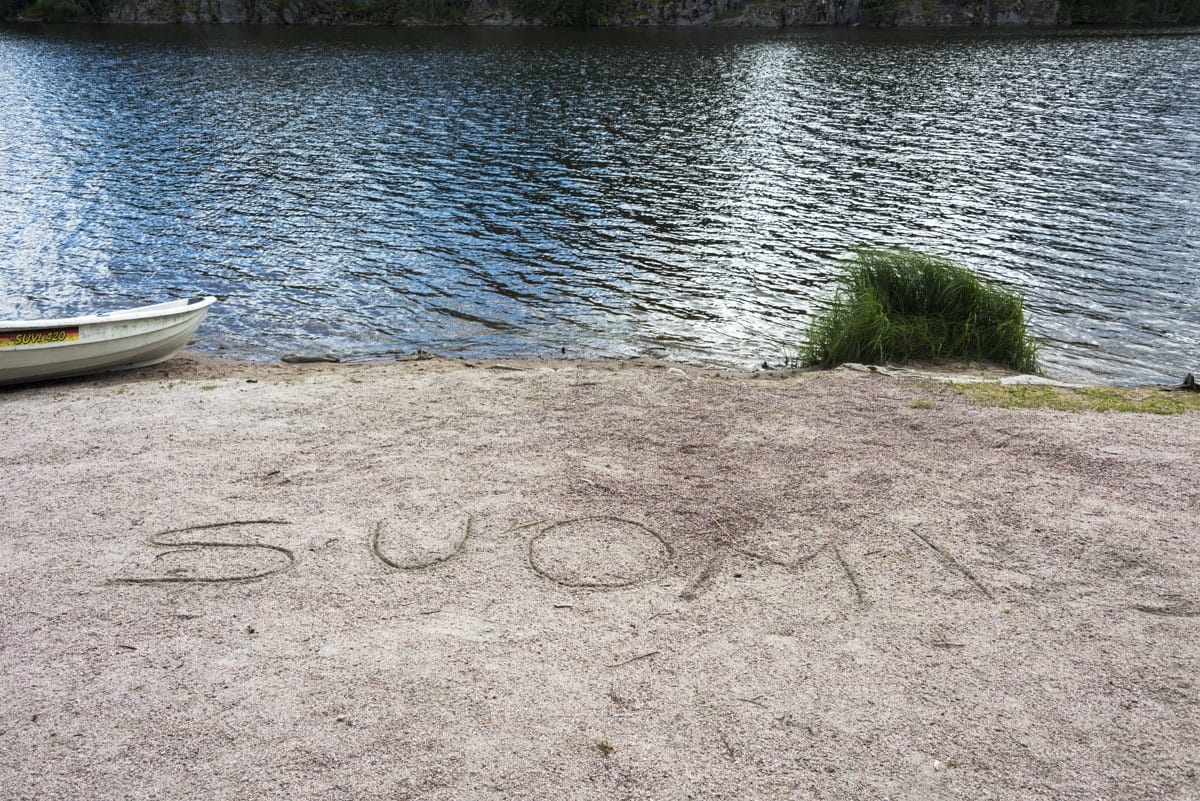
[528,516,674,589]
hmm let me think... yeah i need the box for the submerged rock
[280,353,341,364]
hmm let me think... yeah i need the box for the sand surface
[1,354,1198,800]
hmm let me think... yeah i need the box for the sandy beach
[1,354,1197,800]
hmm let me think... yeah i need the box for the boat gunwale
[0,296,217,332]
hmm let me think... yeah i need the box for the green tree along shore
[4,0,1197,24]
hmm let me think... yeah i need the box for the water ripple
[1,24,1198,382]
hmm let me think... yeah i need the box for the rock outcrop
[97,0,1058,24]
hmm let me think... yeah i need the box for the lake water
[2,24,1198,383]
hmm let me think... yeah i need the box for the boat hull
[0,297,217,386]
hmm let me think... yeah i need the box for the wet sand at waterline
[2,354,1197,800]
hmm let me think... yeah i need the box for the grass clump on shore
[948,383,1200,415]
[801,249,1040,373]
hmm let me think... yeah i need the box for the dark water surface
[2,24,1198,382]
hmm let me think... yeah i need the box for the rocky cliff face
[99,0,1056,24]
[107,0,278,22]
[881,0,1059,24]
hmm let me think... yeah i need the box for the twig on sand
[607,651,659,668]
[505,520,547,534]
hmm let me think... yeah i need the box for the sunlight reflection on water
[1,24,1198,382]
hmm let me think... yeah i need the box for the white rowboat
[0,296,217,386]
